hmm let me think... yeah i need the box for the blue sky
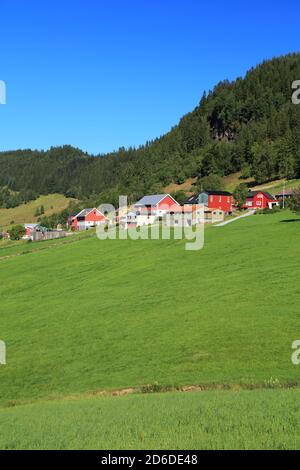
[0,0,299,154]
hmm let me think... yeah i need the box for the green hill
[1,53,300,206]
[1,212,299,406]
[1,210,300,449]
[0,194,76,230]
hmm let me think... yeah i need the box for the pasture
[0,389,299,450]
[0,193,75,230]
[0,210,300,449]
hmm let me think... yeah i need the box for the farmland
[0,210,300,449]
[0,194,75,230]
[1,389,300,450]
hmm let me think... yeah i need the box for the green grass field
[0,210,300,449]
[1,389,299,450]
[0,193,75,230]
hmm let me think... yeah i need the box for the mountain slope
[1,53,300,205]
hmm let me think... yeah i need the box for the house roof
[24,224,39,229]
[185,190,232,204]
[275,189,294,197]
[185,195,200,204]
[24,224,48,232]
[201,190,232,196]
[135,194,173,206]
[247,191,276,201]
[75,208,94,218]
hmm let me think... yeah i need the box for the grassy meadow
[0,210,300,449]
[1,389,300,450]
[0,194,75,230]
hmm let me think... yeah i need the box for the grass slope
[1,389,300,450]
[0,211,300,408]
[165,172,300,195]
[0,194,75,230]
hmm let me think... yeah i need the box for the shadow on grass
[280,219,300,223]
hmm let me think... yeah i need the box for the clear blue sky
[0,0,299,155]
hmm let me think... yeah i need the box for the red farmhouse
[245,191,279,210]
[186,191,233,214]
[71,208,108,231]
[134,194,179,215]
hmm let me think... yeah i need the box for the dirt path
[214,210,256,227]
[1,380,299,410]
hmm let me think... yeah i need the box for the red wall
[71,218,78,229]
[207,195,232,212]
[247,193,271,209]
[157,195,179,210]
[85,209,106,222]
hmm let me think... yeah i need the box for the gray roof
[75,208,94,218]
[24,224,39,229]
[135,194,169,206]
[24,224,48,232]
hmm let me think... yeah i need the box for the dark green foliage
[233,183,249,210]
[261,205,281,214]
[37,200,83,229]
[198,174,224,192]
[170,190,189,205]
[1,54,300,205]
[290,187,300,213]
[0,187,37,209]
[8,225,26,240]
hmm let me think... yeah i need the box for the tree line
[1,53,300,211]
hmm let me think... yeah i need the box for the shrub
[8,225,26,241]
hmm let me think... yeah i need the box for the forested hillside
[1,53,300,207]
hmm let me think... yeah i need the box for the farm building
[245,191,279,210]
[185,191,233,214]
[71,208,108,231]
[134,194,180,217]
[165,204,205,227]
[120,211,157,229]
[119,194,181,228]
[0,231,9,240]
[275,189,294,202]
[24,224,41,239]
[23,224,66,241]
[204,208,225,224]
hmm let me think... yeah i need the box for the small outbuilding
[71,208,108,231]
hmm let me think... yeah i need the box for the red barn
[185,191,233,214]
[71,208,108,231]
[24,224,41,239]
[245,191,279,210]
[134,194,179,216]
